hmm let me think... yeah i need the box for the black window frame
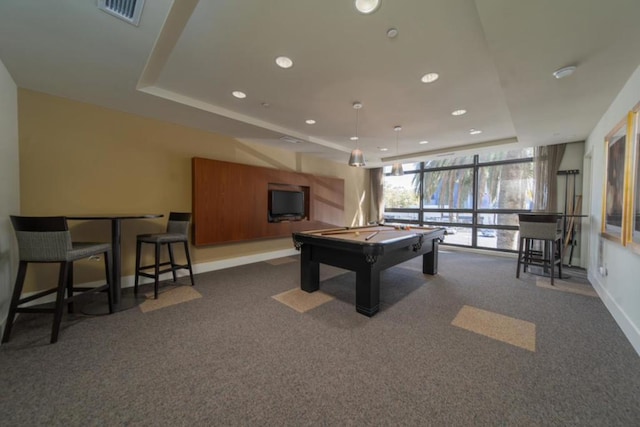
[383,153,534,252]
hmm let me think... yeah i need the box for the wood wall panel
[192,157,344,246]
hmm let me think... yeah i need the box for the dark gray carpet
[1,250,639,426]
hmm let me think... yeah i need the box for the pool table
[292,225,445,316]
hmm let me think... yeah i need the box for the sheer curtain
[369,168,384,224]
[533,143,566,212]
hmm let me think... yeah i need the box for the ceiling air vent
[280,136,304,144]
[98,0,145,26]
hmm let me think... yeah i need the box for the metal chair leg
[2,261,28,344]
[51,262,70,344]
[184,241,195,286]
[105,250,114,314]
[516,237,524,278]
[134,239,142,295]
[168,243,177,282]
[154,242,161,299]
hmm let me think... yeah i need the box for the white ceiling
[1,0,639,167]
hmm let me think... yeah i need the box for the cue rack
[557,169,581,266]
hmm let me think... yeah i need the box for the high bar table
[66,213,163,312]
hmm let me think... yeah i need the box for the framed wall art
[602,115,628,242]
[627,105,640,253]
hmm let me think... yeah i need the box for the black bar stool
[134,212,195,299]
[516,213,563,285]
[3,216,113,344]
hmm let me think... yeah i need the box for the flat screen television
[269,190,304,220]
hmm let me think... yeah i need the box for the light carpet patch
[536,277,598,298]
[265,257,297,266]
[451,305,536,352]
[272,288,334,313]
[139,286,202,313]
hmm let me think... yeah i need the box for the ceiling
[1,0,640,167]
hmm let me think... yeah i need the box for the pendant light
[348,102,366,167]
[391,125,403,176]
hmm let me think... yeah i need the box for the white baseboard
[6,248,301,307]
[121,247,300,287]
[588,268,640,356]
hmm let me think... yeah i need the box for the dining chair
[516,213,563,285]
[3,216,113,344]
[134,212,195,299]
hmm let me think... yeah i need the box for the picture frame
[601,115,628,242]
[627,105,640,253]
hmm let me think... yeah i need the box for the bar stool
[134,212,195,299]
[3,216,113,344]
[516,213,563,285]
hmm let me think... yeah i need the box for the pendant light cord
[355,108,359,148]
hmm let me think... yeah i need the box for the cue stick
[364,231,379,241]
[320,227,389,236]
[321,228,409,236]
[306,227,346,235]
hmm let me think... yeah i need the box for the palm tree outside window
[382,148,538,252]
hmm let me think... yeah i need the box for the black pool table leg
[422,239,439,275]
[300,245,320,292]
[355,266,380,317]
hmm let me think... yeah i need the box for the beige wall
[18,89,369,292]
[0,59,19,326]
[585,63,640,354]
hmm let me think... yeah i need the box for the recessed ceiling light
[355,0,381,14]
[275,56,293,69]
[469,128,482,135]
[305,119,316,125]
[421,72,439,83]
[232,91,246,99]
[350,136,359,141]
[379,147,389,152]
[261,102,270,108]
[386,28,398,38]
[552,65,576,79]
[419,140,429,145]
[451,109,467,116]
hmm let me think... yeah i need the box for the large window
[383,148,534,252]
